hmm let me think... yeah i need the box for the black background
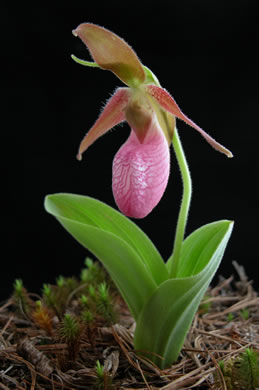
[4,2,259,300]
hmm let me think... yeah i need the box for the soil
[0,261,258,389]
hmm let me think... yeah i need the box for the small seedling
[81,257,107,285]
[31,300,54,336]
[13,279,24,296]
[240,308,250,320]
[56,275,65,287]
[81,309,94,324]
[80,268,88,282]
[12,279,32,315]
[227,312,234,322]
[59,313,81,361]
[42,283,61,318]
[80,294,89,307]
[95,360,112,390]
[85,257,94,269]
[216,348,259,390]
[95,360,104,378]
[62,277,78,291]
[42,284,53,304]
[60,313,80,341]
[88,284,96,299]
[96,283,117,324]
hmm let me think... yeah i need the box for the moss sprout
[216,348,259,390]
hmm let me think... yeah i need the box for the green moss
[216,348,259,390]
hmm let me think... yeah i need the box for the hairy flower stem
[167,127,192,277]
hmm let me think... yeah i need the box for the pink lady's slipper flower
[72,23,232,218]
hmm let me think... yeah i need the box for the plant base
[0,261,258,389]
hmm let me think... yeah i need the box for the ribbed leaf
[44,194,168,285]
[177,220,233,277]
[44,194,167,318]
[134,220,233,368]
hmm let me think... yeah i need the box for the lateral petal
[145,84,233,158]
[77,88,130,160]
[73,23,145,87]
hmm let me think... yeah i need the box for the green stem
[167,127,192,277]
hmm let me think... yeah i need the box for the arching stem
[167,127,192,277]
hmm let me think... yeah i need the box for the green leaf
[134,220,233,368]
[44,193,165,318]
[173,220,234,278]
[45,193,167,285]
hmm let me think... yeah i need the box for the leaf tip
[226,220,235,233]
[44,194,52,212]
